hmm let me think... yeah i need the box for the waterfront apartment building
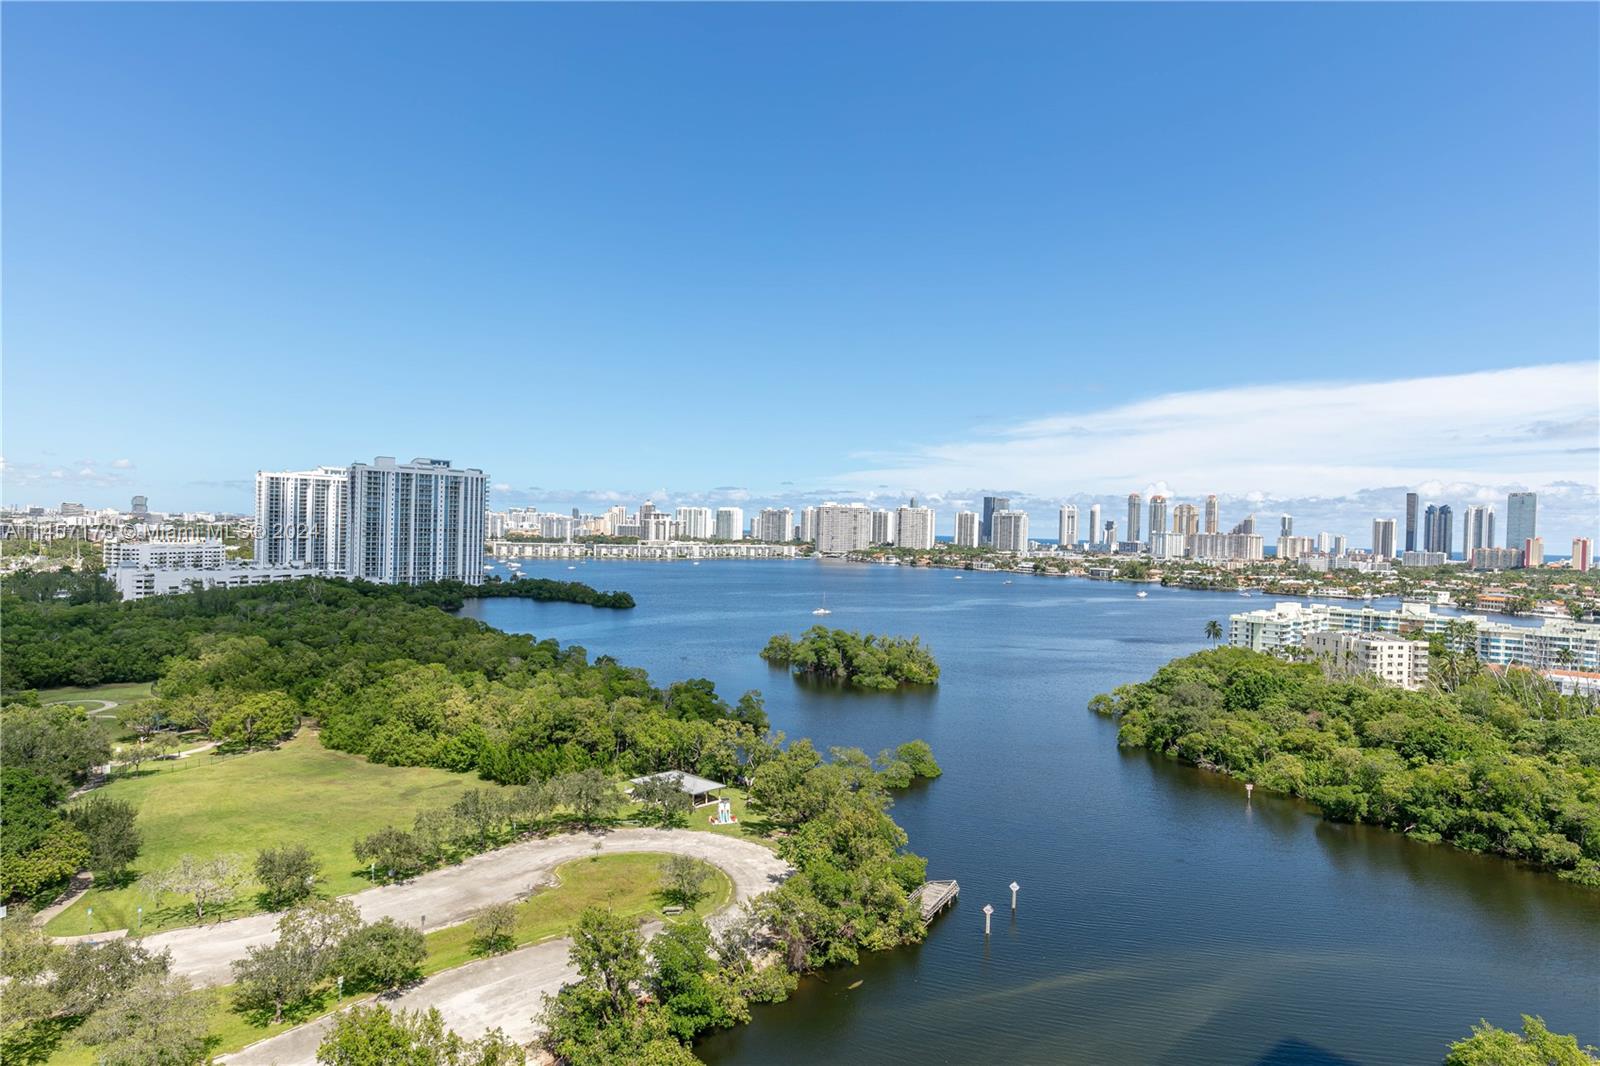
[992,510,1030,553]
[954,510,980,548]
[895,504,936,550]
[815,503,873,555]
[1058,505,1079,547]
[714,507,745,541]
[254,466,351,571]
[1401,550,1447,568]
[1204,495,1219,534]
[1423,504,1453,556]
[1189,532,1264,562]
[1279,514,1293,538]
[1230,600,1600,672]
[871,508,897,547]
[641,513,674,543]
[754,507,793,543]
[104,538,228,571]
[1462,505,1495,558]
[1523,537,1544,568]
[1172,503,1199,537]
[1306,631,1430,690]
[1574,537,1593,573]
[345,457,487,585]
[1088,504,1103,545]
[1404,492,1420,552]
[1126,493,1143,546]
[981,496,1010,545]
[1372,518,1397,558]
[1505,492,1537,552]
[674,507,713,540]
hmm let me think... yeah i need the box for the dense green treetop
[761,626,940,689]
[1092,646,1600,886]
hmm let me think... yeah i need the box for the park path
[146,827,788,987]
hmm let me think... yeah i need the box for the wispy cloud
[826,362,1599,501]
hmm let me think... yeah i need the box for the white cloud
[112,458,134,469]
[827,362,1599,501]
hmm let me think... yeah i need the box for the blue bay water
[459,559,1600,1066]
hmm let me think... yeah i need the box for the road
[148,827,788,986]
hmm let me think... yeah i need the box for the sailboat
[812,593,832,616]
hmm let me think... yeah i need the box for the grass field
[31,853,732,1065]
[36,681,155,743]
[43,732,511,936]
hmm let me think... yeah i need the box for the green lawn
[33,853,732,1066]
[621,786,779,851]
[44,732,511,936]
[37,682,154,743]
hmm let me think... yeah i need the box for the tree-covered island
[761,626,941,689]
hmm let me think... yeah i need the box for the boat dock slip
[915,880,960,924]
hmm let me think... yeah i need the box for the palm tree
[1204,620,1223,642]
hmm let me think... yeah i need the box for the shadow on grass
[233,986,336,1030]
[0,1015,82,1066]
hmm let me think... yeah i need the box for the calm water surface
[460,559,1599,1066]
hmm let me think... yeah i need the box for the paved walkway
[148,828,788,986]
[217,830,789,1066]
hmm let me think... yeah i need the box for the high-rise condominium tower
[981,496,1010,545]
[1058,504,1078,546]
[1126,493,1143,545]
[895,503,936,550]
[1088,504,1103,545]
[1172,503,1198,536]
[1148,496,1167,540]
[1462,505,1495,558]
[992,510,1030,552]
[1204,495,1219,534]
[755,508,793,543]
[1505,492,1537,552]
[954,511,980,548]
[1372,518,1397,558]
[255,466,351,571]
[713,507,744,541]
[1404,492,1420,553]
[345,457,487,585]
[815,503,873,554]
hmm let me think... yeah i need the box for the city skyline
[3,5,1596,543]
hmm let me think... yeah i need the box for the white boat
[954,575,963,580]
[1003,580,1013,585]
[1136,590,1148,598]
[811,593,832,616]
[567,565,576,570]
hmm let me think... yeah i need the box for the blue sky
[3,4,1596,543]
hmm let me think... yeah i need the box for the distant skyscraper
[130,495,149,517]
[1230,514,1256,536]
[1204,495,1219,534]
[1572,537,1593,573]
[713,507,744,541]
[1103,519,1117,547]
[1058,505,1079,547]
[674,507,713,540]
[1172,503,1198,536]
[1126,493,1143,545]
[1088,504,1103,545]
[255,466,351,571]
[1523,536,1545,567]
[1279,514,1293,538]
[954,510,980,548]
[799,506,819,544]
[755,507,793,543]
[870,508,897,546]
[1433,505,1453,556]
[1404,492,1420,553]
[895,503,936,550]
[1506,492,1537,552]
[1462,505,1494,559]
[1148,496,1167,541]
[992,510,1030,552]
[1372,518,1397,558]
[815,503,872,554]
[981,496,1010,545]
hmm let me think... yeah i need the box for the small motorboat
[1136,590,1148,598]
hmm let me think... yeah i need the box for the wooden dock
[914,879,960,924]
